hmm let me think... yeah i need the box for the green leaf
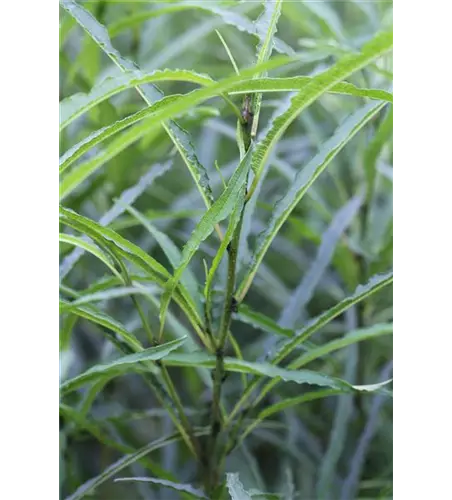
[60,299,142,353]
[60,314,78,351]
[78,379,110,418]
[64,277,212,388]
[255,0,283,67]
[60,337,186,395]
[59,55,293,176]
[59,206,170,279]
[293,323,393,368]
[167,120,215,209]
[237,304,293,338]
[204,195,245,326]
[341,361,394,500]
[59,13,75,47]
[302,1,346,42]
[110,209,203,231]
[227,472,252,500]
[60,0,215,211]
[216,29,240,75]
[120,201,202,314]
[257,389,342,425]
[59,125,162,202]
[240,389,342,443]
[274,271,393,366]
[159,144,254,332]
[60,285,158,309]
[250,0,284,138]
[59,103,173,175]
[228,77,393,102]
[59,233,121,279]
[237,100,387,301]
[228,272,393,425]
[60,163,169,278]
[249,29,393,179]
[60,206,203,330]
[60,0,154,83]
[236,304,317,354]
[249,491,281,500]
[114,477,207,499]
[60,72,391,154]
[162,352,391,394]
[60,69,214,130]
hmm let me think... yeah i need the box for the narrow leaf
[240,389,342,443]
[59,233,121,279]
[120,201,202,314]
[237,100,387,301]
[274,271,393,366]
[250,0,284,138]
[237,304,294,338]
[255,0,284,66]
[60,338,186,395]
[60,0,215,211]
[204,198,245,323]
[60,68,214,130]
[59,55,293,176]
[59,206,170,279]
[61,70,392,132]
[228,77,393,102]
[114,477,207,499]
[216,30,240,75]
[293,323,393,368]
[60,162,170,277]
[233,272,393,421]
[162,352,391,394]
[59,104,170,175]
[59,125,162,201]
[340,361,394,500]
[236,304,317,354]
[60,299,142,353]
[249,30,393,179]
[159,145,254,331]
[60,207,203,328]
[59,285,158,309]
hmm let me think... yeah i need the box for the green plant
[60,1,393,499]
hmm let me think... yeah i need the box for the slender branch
[205,92,253,493]
[207,218,243,492]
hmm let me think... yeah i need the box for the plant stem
[205,92,254,494]
[207,219,242,491]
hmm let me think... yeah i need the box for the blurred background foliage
[60,1,393,499]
